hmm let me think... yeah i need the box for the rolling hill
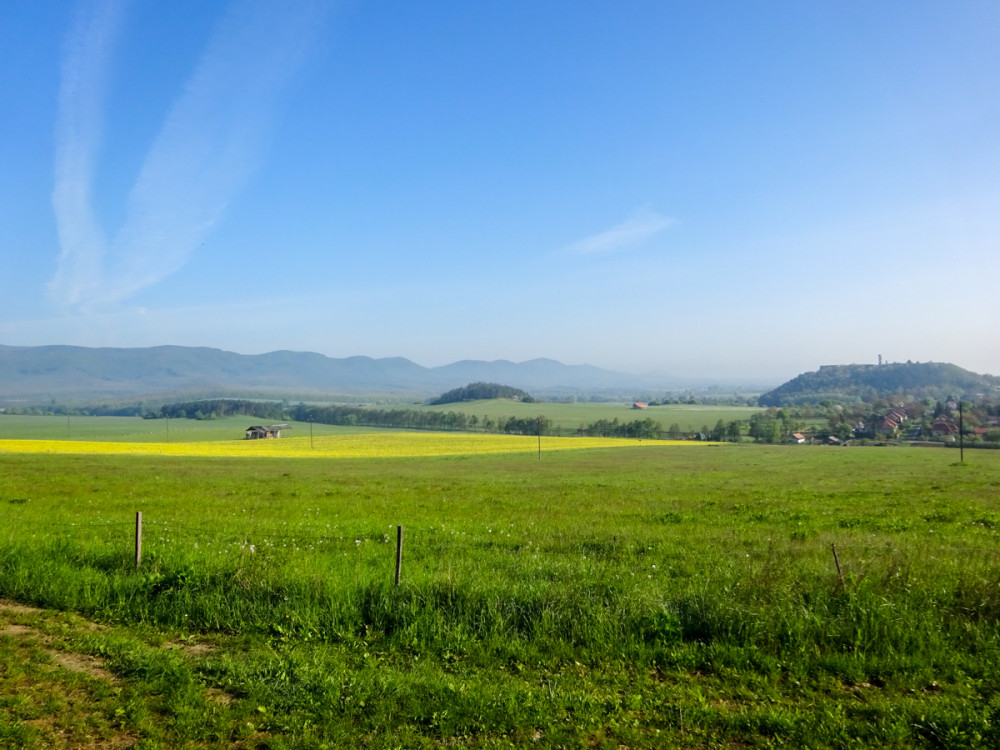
[759,362,1000,406]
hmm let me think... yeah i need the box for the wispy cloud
[50,0,331,310]
[50,0,126,307]
[563,208,674,255]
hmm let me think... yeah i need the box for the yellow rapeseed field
[0,432,706,459]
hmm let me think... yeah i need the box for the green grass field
[412,400,761,431]
[0,414,363,442]
[1,435,998,747]
[0,404,757,442]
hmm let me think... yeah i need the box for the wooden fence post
[135,511,143,568]
[395,525,403,587]
[831,543,844,589]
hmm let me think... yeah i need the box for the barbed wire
[2,515,997,561]
[2,518,132,529]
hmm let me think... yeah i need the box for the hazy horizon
[2,2,998,381]
[4,342,994,392]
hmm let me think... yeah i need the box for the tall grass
[1,446,999,746]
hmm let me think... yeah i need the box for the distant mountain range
[759,362,1000,406]
[0,345,702,404]
[4,347,993,409]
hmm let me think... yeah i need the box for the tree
[710,419,726,441]
[726,420,742,442]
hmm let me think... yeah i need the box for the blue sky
[2,1,998,382]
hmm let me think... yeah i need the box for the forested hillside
[760,362,999,406]
[429,382,532,405]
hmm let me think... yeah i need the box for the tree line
[139,399,673,439]
[21,395,997,446]
[576,418,664,439]
[152,399,288,421]
[290,404,556,436]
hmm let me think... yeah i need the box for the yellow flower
[0,432,704,459]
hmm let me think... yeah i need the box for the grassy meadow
[412,400,761,432]
[0,402,762,443]
[0,414,353,443]
[1,429,999,747]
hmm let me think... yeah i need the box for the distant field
[414,400,761,431]
[0,415,360,442]
[0,405,764,443]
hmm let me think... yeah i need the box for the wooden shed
[245,424,289,440]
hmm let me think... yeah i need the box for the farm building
[632,402,648,410]
[245,424,289,440]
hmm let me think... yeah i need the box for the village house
[931,418,959,437]
[875,416,900,435]
[885,408,908,423]
[873,406,909,436]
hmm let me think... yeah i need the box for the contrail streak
[50,0,127,307]
[50,0,331,309]
[564,208,674,256]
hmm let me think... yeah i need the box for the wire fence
[3,510,999,588]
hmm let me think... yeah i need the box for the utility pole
[947,398,965,464]
[959,400,965,464]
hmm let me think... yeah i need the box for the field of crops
[1,428,999,748]
[0,432,690,459]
